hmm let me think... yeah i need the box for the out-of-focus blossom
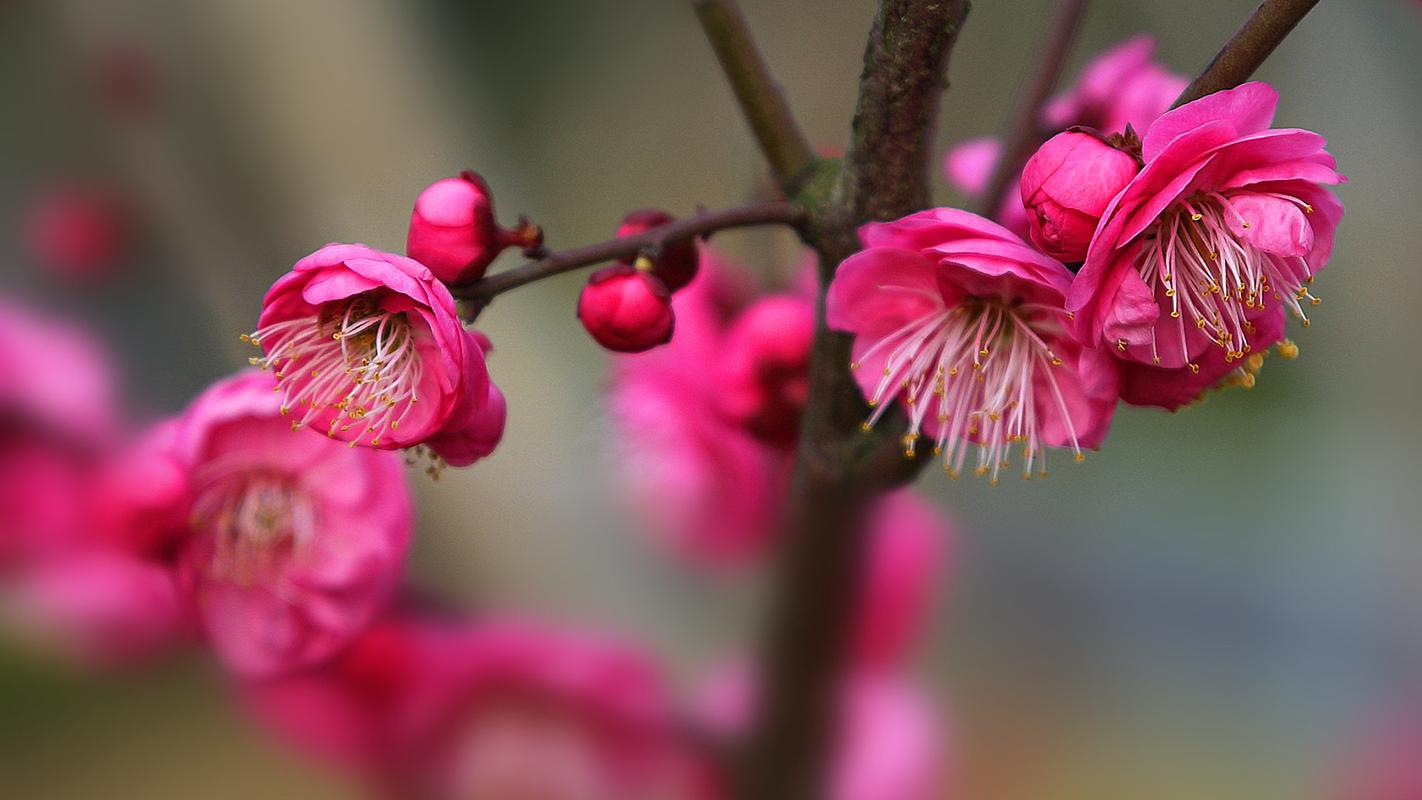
[249,243,503,464]
[90,42,162,116]
[253,615,696,800]
[164,370,412,677]
[23,185,128,282]
[1043,34,1188,136]
[1069,82,1345,408]
[943,35,1184,235]
[578,265,676,353]
[610,248,788,567]
[615,209,701,291]
[406,171,542,284]
[829,209,1119,482]
[1330,714,1422,800]
[0,299,118,564]
[1020,130,1140,262]
[851,491,951,671]
[716,294,814,447]
[696,666,947,800]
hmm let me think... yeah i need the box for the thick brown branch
[738,3,970,800]
[448,201,803,320]
[979,0,1090,217]
[693,0,817,195]
[1175,0,1320,107]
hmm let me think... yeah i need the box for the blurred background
[1,0,1419,797]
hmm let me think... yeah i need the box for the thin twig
[1175,0,1321,107]
[979,0,1090,218]
[693,0,817,195]
[448,201,803,320]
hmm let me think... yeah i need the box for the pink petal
[1142,81,1279,161]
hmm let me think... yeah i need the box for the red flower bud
[615,209,699,291]
[1020,130,1140,262]
[406,171,542,284]
[577,265,675,353]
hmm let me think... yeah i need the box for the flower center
[245,294,424,446]
[1134,191,1319,370]
[852,297,1082,483]
[190,470,315,586]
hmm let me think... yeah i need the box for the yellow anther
[1188,363,1200,374]
[1073,452,1085,462]
[1276,339,1299,360]
[1190,213,1203,221]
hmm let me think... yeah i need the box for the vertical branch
[978,0,1090,218]
[737,4,970,800]
[1174,0,1321,106]
[693,0,817,195]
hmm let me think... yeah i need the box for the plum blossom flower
[406,171,543,284]
[1068,82,1345,408]
[943,35,1184,234]
[1020,130,1141,263]
[715,294,815,446]
[829,209,1119,482]
[851,491,952,671]
[23,185,128,282]
[166,370,412,677]
[247,243,503,464]
[610,248,788,566]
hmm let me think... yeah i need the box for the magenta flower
[23,185,128,283]
[715,294,815,447]
[851,491,952,671]
[249,243,502,463]
[166,370,412,677]
[406,171,543,284]
[1042,34,1188,136]
[1068,82,1345,407]
[578,264,676,353]
[1020,130,1140,262]
[828,209,1119,482]
[610,248,787,566]
[943,35,1184,234]
[396,620,687,800]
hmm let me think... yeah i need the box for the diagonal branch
[448,201,804,321]
[693,0,817,195]
[1174,0,1321,106]
[979,0,1091,218]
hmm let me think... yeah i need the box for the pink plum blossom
[1068,82,1345,408]
[1020,130,1140,262]
[943,35,1184,234]
[851,491,952,671]
[615,209,702,291]
[248,243,503,464]
[406,171,542,284]
[578,265,677,353]
[828,209,1119,482]
[167,370,413,677]
[715,294,815,447]
[610,248,789,566]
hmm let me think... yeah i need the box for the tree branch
[693,0,817,195]
[737,3,970,799]
[448,201,803,321]
[979,0,1091,217]
[1174,0,1321,107]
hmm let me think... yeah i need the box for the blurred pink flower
[249,243,502,463]
[943,35,1184,235]
[610,248,789,567]
[828,209,1119,481]
[851,491,952,671]
[1331,713,1422,800]
[1020,130,1140,262]
[1043,34,1188,136]
[166,370,413,677]
[696,666,948,800]
[1068,82,1345,408]
[23,185,128,282]
[716,294,815,447]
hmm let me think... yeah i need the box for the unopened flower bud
[577,265,674,353]
[1021,130,1140,262]
[615,209,699,291]
[406,171,542,284]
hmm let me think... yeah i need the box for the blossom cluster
[838,39,1344,481]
